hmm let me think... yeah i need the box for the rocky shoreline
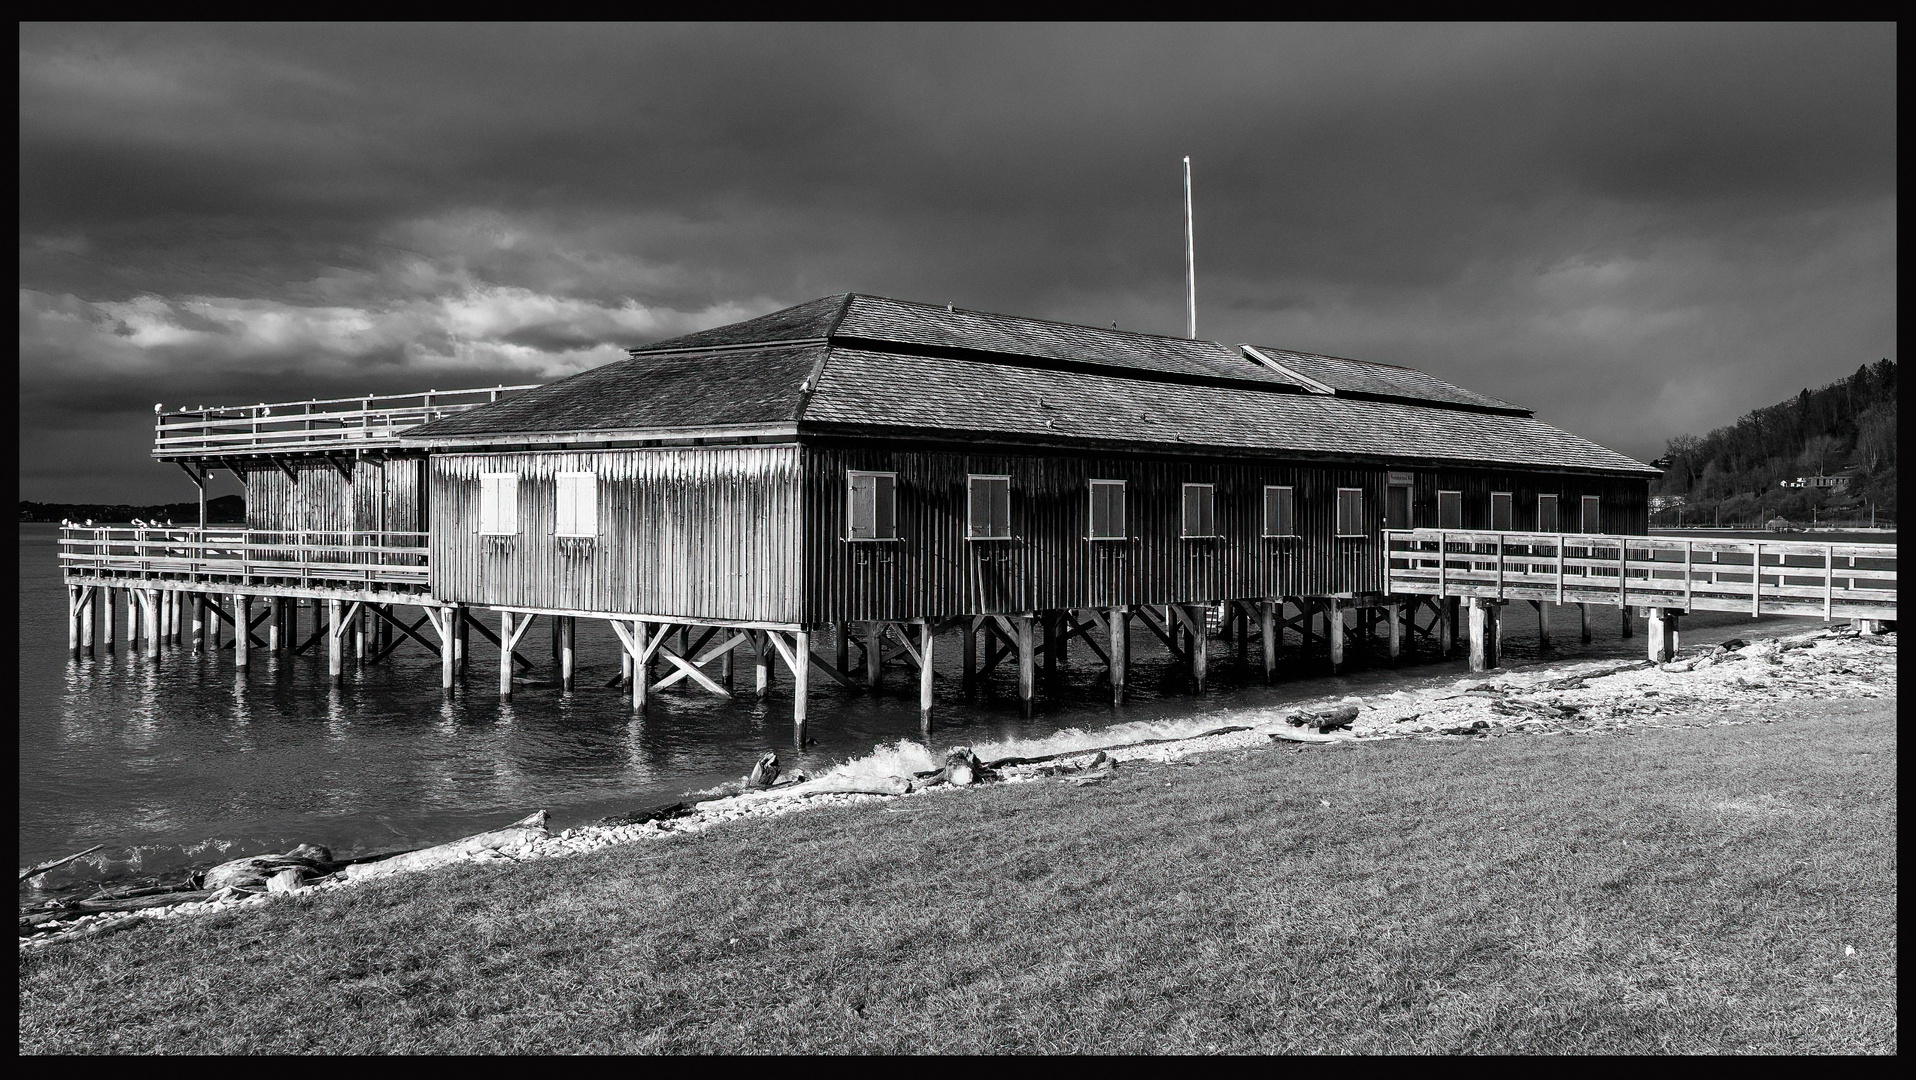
[19,622,1895,949]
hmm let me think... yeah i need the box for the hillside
[1653,359,1895,526]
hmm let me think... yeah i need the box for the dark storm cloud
[18,22,1896,500]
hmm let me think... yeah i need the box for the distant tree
[1797,434,1844,476]
[1855,402,1896,472]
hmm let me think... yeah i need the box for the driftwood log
[746,751,780,790]
[201,844,335,892]
[597,802,696,827]
[19,844,105,883]
[342,811,549,882]
[1284,705,1359,732]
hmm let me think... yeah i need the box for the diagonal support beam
[653,631,751,691]
[464,614,535,670]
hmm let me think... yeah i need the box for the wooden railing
[1385,529,1896,620]
[58,527,431,592]
[150,385,540,458]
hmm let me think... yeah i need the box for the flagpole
[1184,155,1196,339]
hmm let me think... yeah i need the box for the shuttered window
[1437,490,1463,529]
[555,472,597,537]
[1180,483,1214,538]
[1089,480,1126,540]
[1490,492,1513,531]
[1536,494,1560,533]
[968,475,1012,539]
[479,473,518,535]
[1262,486,1294,537]
[1580,495,1601,534]
[1335,488,1365,537]
[847,471,897,540]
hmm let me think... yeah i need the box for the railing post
[1684,540,1693,612]
[1824,544,1834,621]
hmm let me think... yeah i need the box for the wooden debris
[597,802,695,827]
[201,844,334,892]
[19,844,105,883]
[1284,704,1359,732]
[746,751,780,790]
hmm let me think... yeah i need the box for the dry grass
[20,699,1896,1054]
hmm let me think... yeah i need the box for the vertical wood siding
[1408,469,1649,536]
[430,446,802,622]
[244,456,426,538]
[801,445,1408,622]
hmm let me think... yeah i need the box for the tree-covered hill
[1653,359,1895,526]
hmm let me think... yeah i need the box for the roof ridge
[843,292,1233,351]
[1251,344,1426,373]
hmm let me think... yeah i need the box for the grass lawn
[20,699,1897,1054]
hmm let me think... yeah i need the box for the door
[1387,484,1413,530]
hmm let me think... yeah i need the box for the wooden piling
[1647,607,1678,663]
[962,619,977,692]
[141,590,160,659]
[791,630,811,743]
[102,586,115,652]
[865,621,883,689]
[918,620,935,726]
[67,585,81,656]
[1467,597,1500,672]
[1041,613,1058,687]
[560,616,575,691]
[1387,599,1403,661]
[191,593,205,652]
[498,611,515,698]
[1620,607,1633,639]
[1328,601,1346,672]
[455,607,468,671]
[328,599,344,686]
[633,621,650,712]
[755,630,772,699]
[835,622,849,675]
[1189,606,1209,691]
[1016,614,1036,716]
[127,588,140,651]
[1108,606,1127,705]
[1579,602,1592,644]
[1533,600,1551,650]
[1259,600,1276,682]
[235,594,250,670]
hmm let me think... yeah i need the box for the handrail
[1383,528,1896,619]
[151,384,540,458]
[57,526,433,592]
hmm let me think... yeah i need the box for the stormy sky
[19,23,1896,503]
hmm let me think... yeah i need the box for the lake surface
[19,522,1889,895]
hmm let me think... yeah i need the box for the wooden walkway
[1384,528,1897,621]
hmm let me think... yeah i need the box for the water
[20,522,1880,896]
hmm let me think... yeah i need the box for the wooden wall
[244,456,426,535]
[429,446,802,622]
[1408,468,1649,535]
[801,444,1650,623]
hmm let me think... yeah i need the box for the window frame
[1180,482,1216,539]
[1334,487,1367,538]
[966,474,1014,541]
[478,472,519,536]
[1437,490,1463,530]
[845,470,900,542]
[1088,479,1127,541]
[1580,495,1601,534]
[1261,485,1296,539]
[554,471,598,538]
[1489,491,1513,532]
[1536,493,1560,534]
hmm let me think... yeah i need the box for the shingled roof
[404,293,1655,476]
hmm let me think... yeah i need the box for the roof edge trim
[1241,345,1336,394]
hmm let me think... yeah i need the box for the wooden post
[1578,602,1592,644]
[1328,601,1346,672]
[1467,598,1500,672]
[1442,597,1459,656]
[865,621,883,690]
[354,604,367,664]
[1042,613,1057,687]
[439,606,456,693]
[1109,606,1127,705]
[962,619,977,692]
[1190,606,1209,692]
[1533,599,1551,650]
[102,586,115,652]
[560,617,575,691]
[1620,606,1633,639]
[792,630,811,743]
[265,598,280,652]
[1387,599,1403,661]
[633,621,649,712]
[1647,607,1678,664]
[192,593,205,652]
[754,630,772,699]
[1260,599,1276,682]
[498,611,515,698]
[235,594,250,669]
[140,591,160,659]
[835,622,849,675]
[918,620,935,727]
[1016,614,1036,716]
[455,607,469,671]
[127,588,140,651]
[328,598,344,686]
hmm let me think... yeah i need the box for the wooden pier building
[60,294,1898,741]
